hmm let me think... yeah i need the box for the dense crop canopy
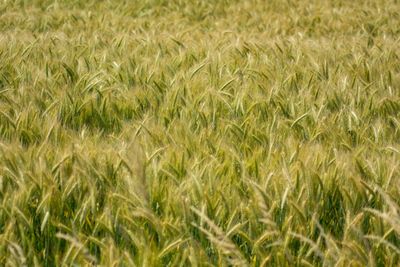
[0,0,399,266]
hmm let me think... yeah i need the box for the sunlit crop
[0,0,399,266]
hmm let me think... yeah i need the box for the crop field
[0,0,400,266]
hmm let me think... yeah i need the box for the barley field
[0,0,400,266]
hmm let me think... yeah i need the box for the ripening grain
[0,0,399,266]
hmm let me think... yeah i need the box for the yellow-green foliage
[1,0,400,266]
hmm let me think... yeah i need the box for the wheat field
[0,0,400,266]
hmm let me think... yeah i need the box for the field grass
[1,0,400,266]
